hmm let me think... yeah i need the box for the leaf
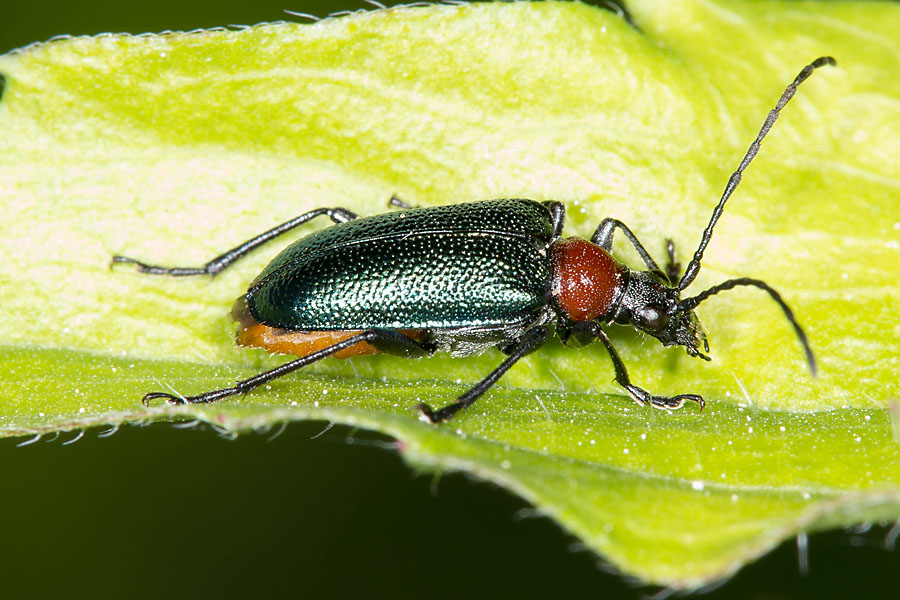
[1,0,898,588]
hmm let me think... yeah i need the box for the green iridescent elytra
[246,199,558,335]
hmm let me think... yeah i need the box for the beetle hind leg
[142,329,432,407]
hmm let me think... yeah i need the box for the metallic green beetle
[113,58,831,422]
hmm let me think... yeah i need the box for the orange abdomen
[232,297,418,359]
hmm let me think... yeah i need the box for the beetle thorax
[549,237,627,322]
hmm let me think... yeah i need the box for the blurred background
[1,1,897,598]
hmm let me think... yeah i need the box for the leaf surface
[1,0,898,588]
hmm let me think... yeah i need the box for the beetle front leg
[416,326,550,424]
[112,206,359,277]
[388,196,416,210]
[591,218,664,275]
[586,324,704,410]
[664,239,681,285]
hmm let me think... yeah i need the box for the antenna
[678,277,817,375]
[677,56,836,291]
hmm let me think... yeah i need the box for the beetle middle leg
[415,326,550,423]
[112,206,359,277]
[573,322,704,410]
[143,329,433,406]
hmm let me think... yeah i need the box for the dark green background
[1,1,896,598]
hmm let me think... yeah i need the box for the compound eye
[635,305,669,331]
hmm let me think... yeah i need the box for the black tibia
[591,218,664,275]
[142,329,430,406]
[571,321,705,410]
[415,326,550,424]
[111,206,359,277]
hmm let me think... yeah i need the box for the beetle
[113,57,832,423]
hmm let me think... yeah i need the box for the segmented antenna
[678,277,817,375]
[677,56,836,291]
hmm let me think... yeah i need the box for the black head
[613,270,710,360]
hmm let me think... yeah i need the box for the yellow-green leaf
[1,0,898,588]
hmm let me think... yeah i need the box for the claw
[650,393,704,411]
[110,255,140,270]
[142,392,186,406]
[414,402,441,424]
